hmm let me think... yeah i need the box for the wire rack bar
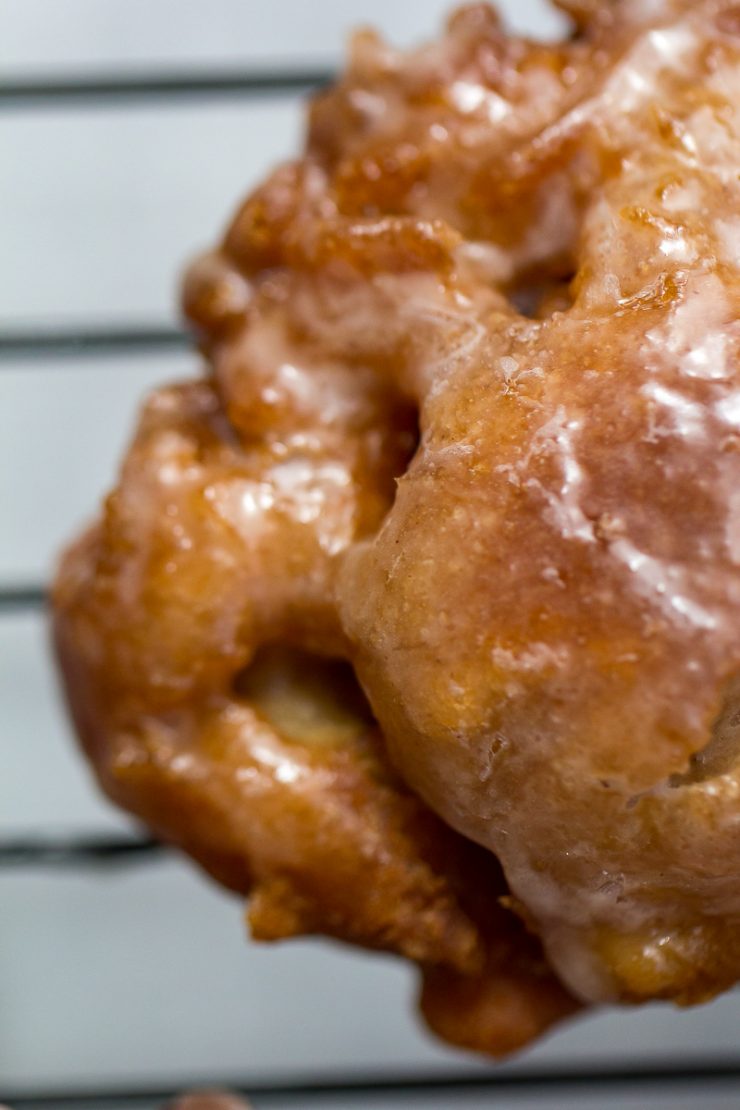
[3,1061,740,1107]
[0,325,190,362]
[0,585,46,613]
[0,834,163,869]
[0,68,335,109]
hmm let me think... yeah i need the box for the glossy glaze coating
[340,0,740,1003]
[54,0,740,1054]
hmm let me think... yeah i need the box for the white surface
[0,354,197,584]
[0,101,301,328]
[0,862,459,1088]
[1,0,739,1095]
[0,612,122,831]
[0,1,565,73]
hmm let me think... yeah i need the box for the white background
[1,1,739,1104]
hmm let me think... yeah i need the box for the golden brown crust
[162,1093,253,1110]
[337,0,740,1003]
[53,0,740,1056]
[53,376,575,1056]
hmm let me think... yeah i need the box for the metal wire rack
[3,42,740,1110]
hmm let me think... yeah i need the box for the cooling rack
[2,46,740,1110]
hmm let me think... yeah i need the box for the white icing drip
[645,275,733,381]
[233,735,308,786]
[609,538,718,630]
[458,240,515,283]
[491,641,570,673]
[449,80,511,123]
[600,24,698,116]
[716,391,740,428]
[661,180,703,213]
[726,488,740,566]
[642,381,707,439]
[658,231,696,262]
[348,87,389,124]
[715,217,740,266]
[542,415,595,543]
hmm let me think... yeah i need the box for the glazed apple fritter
[55,0,740,1054]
